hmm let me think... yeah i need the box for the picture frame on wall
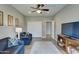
[0,11,3,26]
[8,15,13,26]
[15,18,19,27]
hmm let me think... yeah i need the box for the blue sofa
[0,37,24,54]
[20,32,32,45]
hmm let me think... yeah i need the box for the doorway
[42,21,54,40]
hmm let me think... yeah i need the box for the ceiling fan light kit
[36,10,42,13]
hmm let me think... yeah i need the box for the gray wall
[24,16,54,38]
[53,4,79,40]
[0,5,25,39]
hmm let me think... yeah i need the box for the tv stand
[57,35,79,54]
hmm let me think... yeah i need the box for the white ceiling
[12,4,66,16]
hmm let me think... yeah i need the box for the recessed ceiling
[12,4,66,16]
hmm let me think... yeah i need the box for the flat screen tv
[62,21,79,39]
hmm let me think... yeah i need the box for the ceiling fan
[30,4,49,14]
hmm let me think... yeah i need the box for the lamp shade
[16,28,22,33]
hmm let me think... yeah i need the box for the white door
[27,21,42,37]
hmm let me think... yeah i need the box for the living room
[1,4,79,54]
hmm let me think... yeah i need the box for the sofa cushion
[8,38,19,48]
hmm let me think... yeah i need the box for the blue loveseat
[20,32,32,45]
[0,37,24,54]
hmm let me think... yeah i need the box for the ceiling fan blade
[37,4,40,8]
[31,4,40,9]
[40,4,44,7]
[31,7,38,9]
[31,11,36,12]
[41,9,49,11]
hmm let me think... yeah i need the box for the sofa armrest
[18,40,24,45]
[0,51,10,54]
[13,45,24,54]
[1,45,24,54]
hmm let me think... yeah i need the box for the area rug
[30,41,62,54]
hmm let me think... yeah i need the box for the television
[62,21,79,39]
